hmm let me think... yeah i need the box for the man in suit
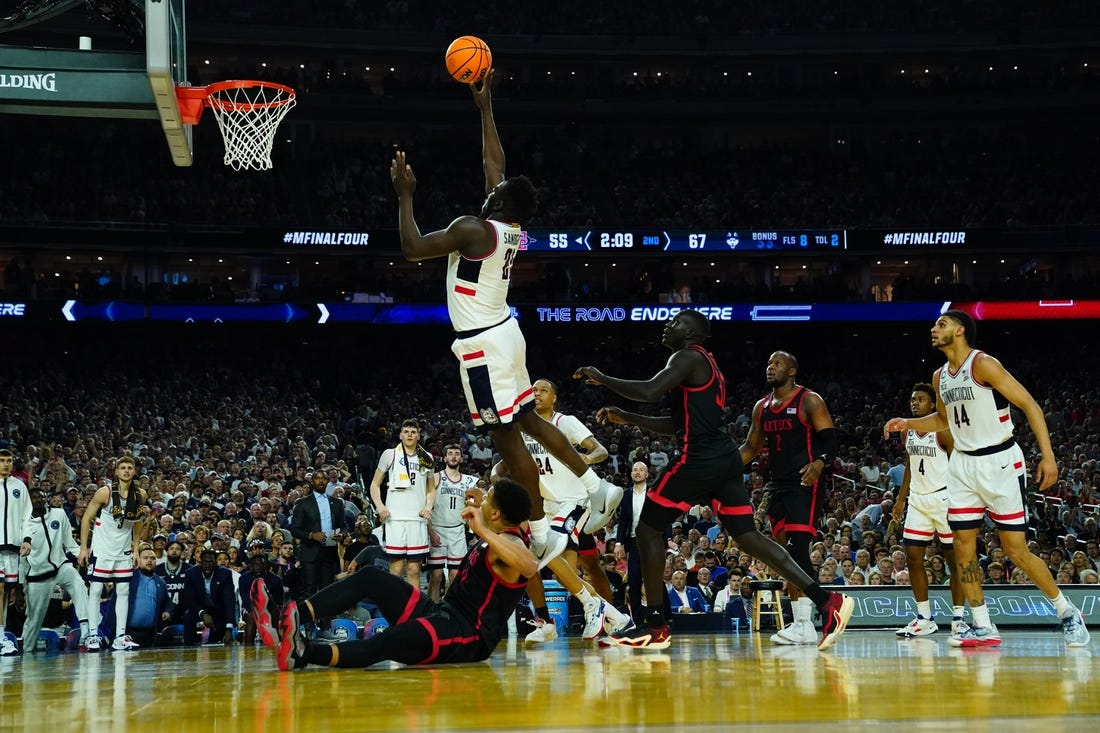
[182,549,236,645]
[667,570,707,613]
[615,461,650,623]
[694,566,717,608]
[290,471,346,598]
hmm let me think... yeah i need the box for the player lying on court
[274,478,535,670]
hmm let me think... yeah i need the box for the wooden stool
[748,579,786,633]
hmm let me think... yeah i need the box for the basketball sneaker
[601,612,670,650]
[525,618,559,644]
[582,599,608,641]
[951,617,970,636]
[111,635,140,651]
[818,593,855,650]
[276,602,307,671]
[0,637,18,656]
[896,616,939,638]
[1061,607,1091,648]
[581,479,625,535]
[771,620,818,645]
[84,635,102,652]
[250,579,279,648]
[531,530,568,570]
[948,624,1001,648]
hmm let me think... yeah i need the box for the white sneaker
[951,617,969,636]
[948,624,1001,648]
[771,620,818,645]
[84,635,102,652]
[582,599,607,641]
[0,638,18,657]
[525,619,559,644]
[531,530,568,570]
[896,616,939,638]
[605,616,636,636]
[1061,607,1091,648]
[580,479,624,534]
[111,634,140,651]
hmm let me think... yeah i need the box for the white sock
[953,605,966,620]
[916,601,931,619]
[576,587,595,606]
[579,469,600,495]
[529,517,549,543]
[88,582,105,635]
[114,582,130,638]
[80,621,90,638]
[1050,592,1073,617]
[0,624,5,637]
[971,604,992,629]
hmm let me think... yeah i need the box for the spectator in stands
[127,546,170,647]
[181,549,236,645]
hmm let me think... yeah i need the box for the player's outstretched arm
[575,349,698,404]
[471,69,504,193]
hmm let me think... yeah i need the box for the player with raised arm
[891,382,967,638]
[885,310,1089,647]
[576,311,853,649]
[390,69,621,569]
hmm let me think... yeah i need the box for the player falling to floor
[576,310,854,649]
[891,382,967,638]
[275,478,536,671]
[741,350,839,646]
[428,444,480,602]
[497,378,634,643]
[885,310,1089,648]
[78,455,149,651]
[390,68,621,569]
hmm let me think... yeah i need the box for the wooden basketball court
[1,630,1096,732]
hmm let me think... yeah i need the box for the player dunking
[891,382,967,638]
[78,455,148,651]
[885,310,1089,647]
[577,311,854,649]
[428,444,479,602]
[742,351,838,645]
[275,478,536,671]
[390,69,621,567]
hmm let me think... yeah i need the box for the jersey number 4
[952,404,971,429]
[917,459,925,476]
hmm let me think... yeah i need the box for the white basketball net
[206,83,297,171]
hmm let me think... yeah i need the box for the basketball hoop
[177,80,297,171]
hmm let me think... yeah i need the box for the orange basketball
[445,35,492,84]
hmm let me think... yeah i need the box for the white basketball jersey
[446,220,522,332]
[91,492,140,560]
[522,412,591,504]
[938,349,1014,452]
[379,446,431,521]
[433,470,478,528]
[905,430,949,495]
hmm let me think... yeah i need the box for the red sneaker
[276,602,307,671]
[601,620,670,650]
[818,593,855,650]
[251,579,279,648]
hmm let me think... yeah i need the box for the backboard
[0,0,193,165]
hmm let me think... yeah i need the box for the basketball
[445,35,492,84]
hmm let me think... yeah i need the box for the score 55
[548,233,571,248]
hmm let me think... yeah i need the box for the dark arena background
[2,2,1100,731]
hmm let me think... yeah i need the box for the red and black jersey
[669,344,731,460]
[444,526,529,646]
[759,386,814,485]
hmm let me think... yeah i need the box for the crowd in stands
[4,116,1100,233]
[2,318,1098,646]
[188,0,1100,37]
